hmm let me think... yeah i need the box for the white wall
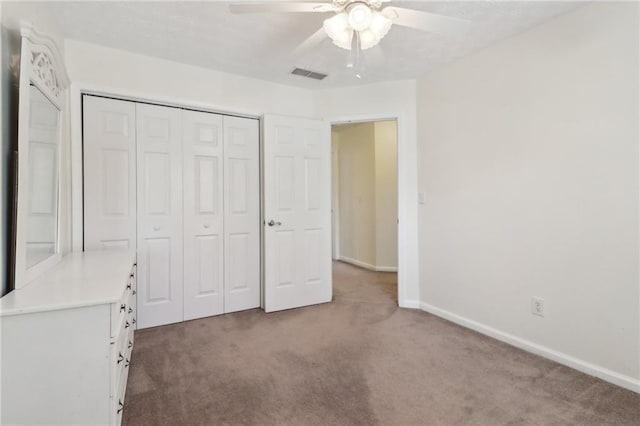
[314,80,419,307]
[417,2,639,391]
[64,39,314,118]
[374,120,398,269]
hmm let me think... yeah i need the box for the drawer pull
[132,290,137,295]
[128,307,133,314]
[117,400,124,414]
[128,340,133,349]
[117,352,124,364]
[120,304,126,312]
[126,283,132,290]
[125,358,130,368]
[125,321,130,328]
[132,318,137,325]
[129,273,134,278]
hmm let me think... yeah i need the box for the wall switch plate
[532,297,545,317]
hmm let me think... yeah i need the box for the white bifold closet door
[83,96,136,251]
[136,103,184,329]
[221,116,260,313]
[182,111,260,318]
[84,96,260,329]
[182,110,224,320]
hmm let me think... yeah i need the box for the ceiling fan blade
[383,6,471,37]
[229,2,336,14]
[292,27,328,58]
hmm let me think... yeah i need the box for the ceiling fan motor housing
[333,0,384,12]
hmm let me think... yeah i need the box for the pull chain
[346,32,365,79]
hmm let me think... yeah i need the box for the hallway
[332,260,397,305]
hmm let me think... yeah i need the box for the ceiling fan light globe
[358,28,379,50]
[333,31,355,50]
[324,13,353,50]
[348,3,372,31]
[323,13,349,37]
[381,7,399,21]
[332,29,354,50]
[369,12,392,39]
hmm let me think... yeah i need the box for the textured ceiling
[34,1,584,89]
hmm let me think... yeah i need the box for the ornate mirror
[13,23,69,289]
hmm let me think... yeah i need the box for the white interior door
[223,116,260,313]
[136,103,183,328]
[83,96,136,251]
[182,109,224,320]
[263,114,332,312]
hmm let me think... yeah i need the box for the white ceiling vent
[291,67,327,80]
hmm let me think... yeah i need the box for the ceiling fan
[229,0,471,56]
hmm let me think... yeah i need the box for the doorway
[330,120,398,304]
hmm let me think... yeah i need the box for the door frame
[329,114,407,308]
[69,82,262,253]
[330,138,340,260]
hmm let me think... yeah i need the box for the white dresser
[0,251,137,425]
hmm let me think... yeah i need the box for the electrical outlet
[532,297,545,317]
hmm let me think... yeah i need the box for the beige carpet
[123,261,639,425]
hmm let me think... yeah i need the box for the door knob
[267,220,282,227]
[203,223,210,229]
[153,225,161,231]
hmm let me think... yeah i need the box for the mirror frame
[14,23,69,289]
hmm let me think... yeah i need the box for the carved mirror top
[21,23,69,107]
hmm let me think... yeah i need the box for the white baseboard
[339,256,398,272]
[339,256,376,271]
[399,299,420,309]
[419,302,640,394]
[376,266,398,272]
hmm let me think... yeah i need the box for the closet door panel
[83,96,136,251]
[182,110,224,320]
[136,104,183,329]
[223,116,260,313]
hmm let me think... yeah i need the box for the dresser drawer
[110,329,134,393]
[113,399,123,426]
[110,266,137,338]
[112,378,126,426]
[112,329,134,426]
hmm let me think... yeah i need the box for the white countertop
[0,251,136,317]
